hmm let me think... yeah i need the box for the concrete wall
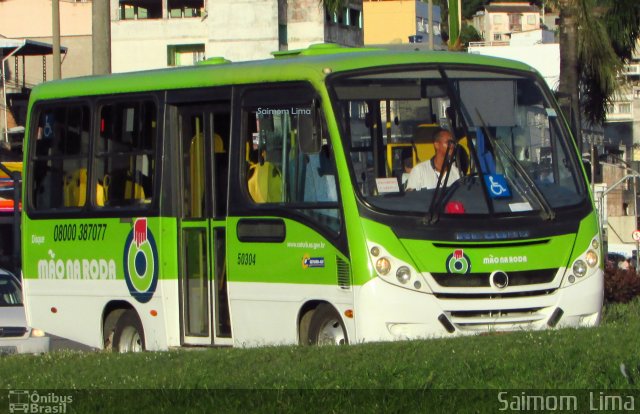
[110,0,362,71]
[509,29,554,46]
[110,0,283,71]
[485,11,539,41]
[363,1,415,44]
[205,0,279,62]
[325,18,364,47]
[0,0,93,81]
[112,18,208,72]
[607,216,636,245]
[468,43,560,90]
[0,0,92,38]
[21,35,92,82]
[287,0,325,50]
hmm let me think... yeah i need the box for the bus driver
[405,128,461,191]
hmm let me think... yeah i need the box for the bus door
[176,103,232,346]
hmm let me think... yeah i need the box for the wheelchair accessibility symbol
[484,174,511,199]
[43,113,55,139]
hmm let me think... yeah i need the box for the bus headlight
[30,328,46,338]
[396,266,411,284]
[573,260,587,278]
[585,250,598,267]
[376,258,391,275]
[591,239,600,250]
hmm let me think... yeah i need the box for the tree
[553,0,640,151]
[556,0,581,149]
[321,0,345,14]
[460,23,482,49]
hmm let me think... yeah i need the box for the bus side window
[31,105,90,210]
[241,90,341,234]
[95,100,156,207]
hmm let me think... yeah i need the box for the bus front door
[177,104,232,346]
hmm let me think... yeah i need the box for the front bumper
[0,336,50,355]
[354,269,603,342]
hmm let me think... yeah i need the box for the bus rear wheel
[307,304,348,346]
[112,310,145,352]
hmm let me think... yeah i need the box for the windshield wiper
[475,110,556,221]
[425,140,456,224]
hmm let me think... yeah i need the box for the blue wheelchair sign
[484,174,511,199]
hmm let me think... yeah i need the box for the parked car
[0,269,49,354]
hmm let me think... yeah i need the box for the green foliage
[552,0,640,124]
[320,0,344,15]
[0,303,639,394]
[460,23,483,46]
[461,0,486,20]
[604,264,640,303]
[577,0,623,124]
[605,0,640,61]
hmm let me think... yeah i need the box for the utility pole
[92,0,112,75]
[52,0,61,80]
[428,0,434,50]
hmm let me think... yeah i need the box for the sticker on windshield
[509,202,533,212]
[375,178,400,194]
[484,174,511,199]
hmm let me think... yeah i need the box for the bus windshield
[331,66,587,217]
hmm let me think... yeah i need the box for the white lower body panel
[227,281,354,347]
[353,271,604,342]
[23,279,180,351]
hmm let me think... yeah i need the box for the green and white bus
[22,44,603,351]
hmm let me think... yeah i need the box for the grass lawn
[0,299,638,412]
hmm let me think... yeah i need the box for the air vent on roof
[197,57,231,65]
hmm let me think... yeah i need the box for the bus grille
[0,327,27,338]
[431,268,558,288]
[448,307,549,332]
[435,288,557,300]
[336,257,351,290]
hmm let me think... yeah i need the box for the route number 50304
[237,253,256,266]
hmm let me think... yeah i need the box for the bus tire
[112,310,145,352]
[307,304,348,346]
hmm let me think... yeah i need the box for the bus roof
[29,44,537,102]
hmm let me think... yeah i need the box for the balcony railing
[468,41,510,47]
[623,64,640,76]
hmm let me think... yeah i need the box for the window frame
[228,82,346,242]
[27,99,92,214]
[92,94,161,212]
[26,94,163,219]
[326,63,592,225]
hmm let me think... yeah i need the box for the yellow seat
[0,162,21,179]
[247,162,282,203]
[102,171,144,206]
[124,177,145,201]
[64,169,87,207]
[63,168,106,207]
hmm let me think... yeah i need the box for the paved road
[49,335,95,352]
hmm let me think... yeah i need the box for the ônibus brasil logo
[446,249,471,275]
[123,218,158,303]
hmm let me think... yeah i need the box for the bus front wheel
[112,310,145,352]
[307,304,348,346]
